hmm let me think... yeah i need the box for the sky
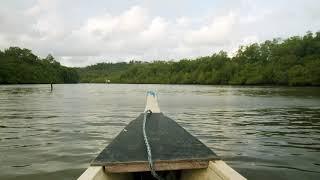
[0,0,319,67]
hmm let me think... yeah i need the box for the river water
[0,84,319,180]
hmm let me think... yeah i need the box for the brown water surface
[0,84,319,180]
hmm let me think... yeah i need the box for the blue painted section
[147,91,156,97]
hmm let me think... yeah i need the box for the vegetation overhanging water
[0,31,319,86]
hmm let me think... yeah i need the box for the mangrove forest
[1,31,320,86]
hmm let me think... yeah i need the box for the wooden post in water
[50,83,53,92]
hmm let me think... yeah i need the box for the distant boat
[78,91,246,180]
[106,79,111,84]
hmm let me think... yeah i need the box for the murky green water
[0,84,319,180]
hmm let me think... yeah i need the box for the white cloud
[0,0,319,67]
[141,17,168,42]
[82,6,147,39]
[184,13,236,46]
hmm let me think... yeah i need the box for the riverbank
[1,32,320,86]
[1,82,320,87]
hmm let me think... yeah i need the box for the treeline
[79,31,320,86]
[0,47,79,84]
[77,62,133,83]
[1,32,319,85]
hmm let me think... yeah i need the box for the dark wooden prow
[78,91,247,180]
[91,92,219,173]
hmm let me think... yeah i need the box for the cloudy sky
[0,0,319,67]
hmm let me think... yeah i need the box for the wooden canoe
[78,91,246,180]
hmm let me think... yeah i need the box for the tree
[45,54,55,63]
[288,65,309,85]
[0,47,79,84]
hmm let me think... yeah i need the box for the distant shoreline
[1,83,319,87]
[1,32,319,86]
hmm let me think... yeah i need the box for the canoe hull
[78,91,246,180]
[78,160,246,180]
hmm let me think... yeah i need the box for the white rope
[143,110,163,180]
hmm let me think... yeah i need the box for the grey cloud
[0,0,319,67]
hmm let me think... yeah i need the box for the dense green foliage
[0,47,79,84]
[77,62,133,83]
[1,32,319,85]
[79,32,320,86]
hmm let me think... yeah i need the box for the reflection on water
[0,84,320,180]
